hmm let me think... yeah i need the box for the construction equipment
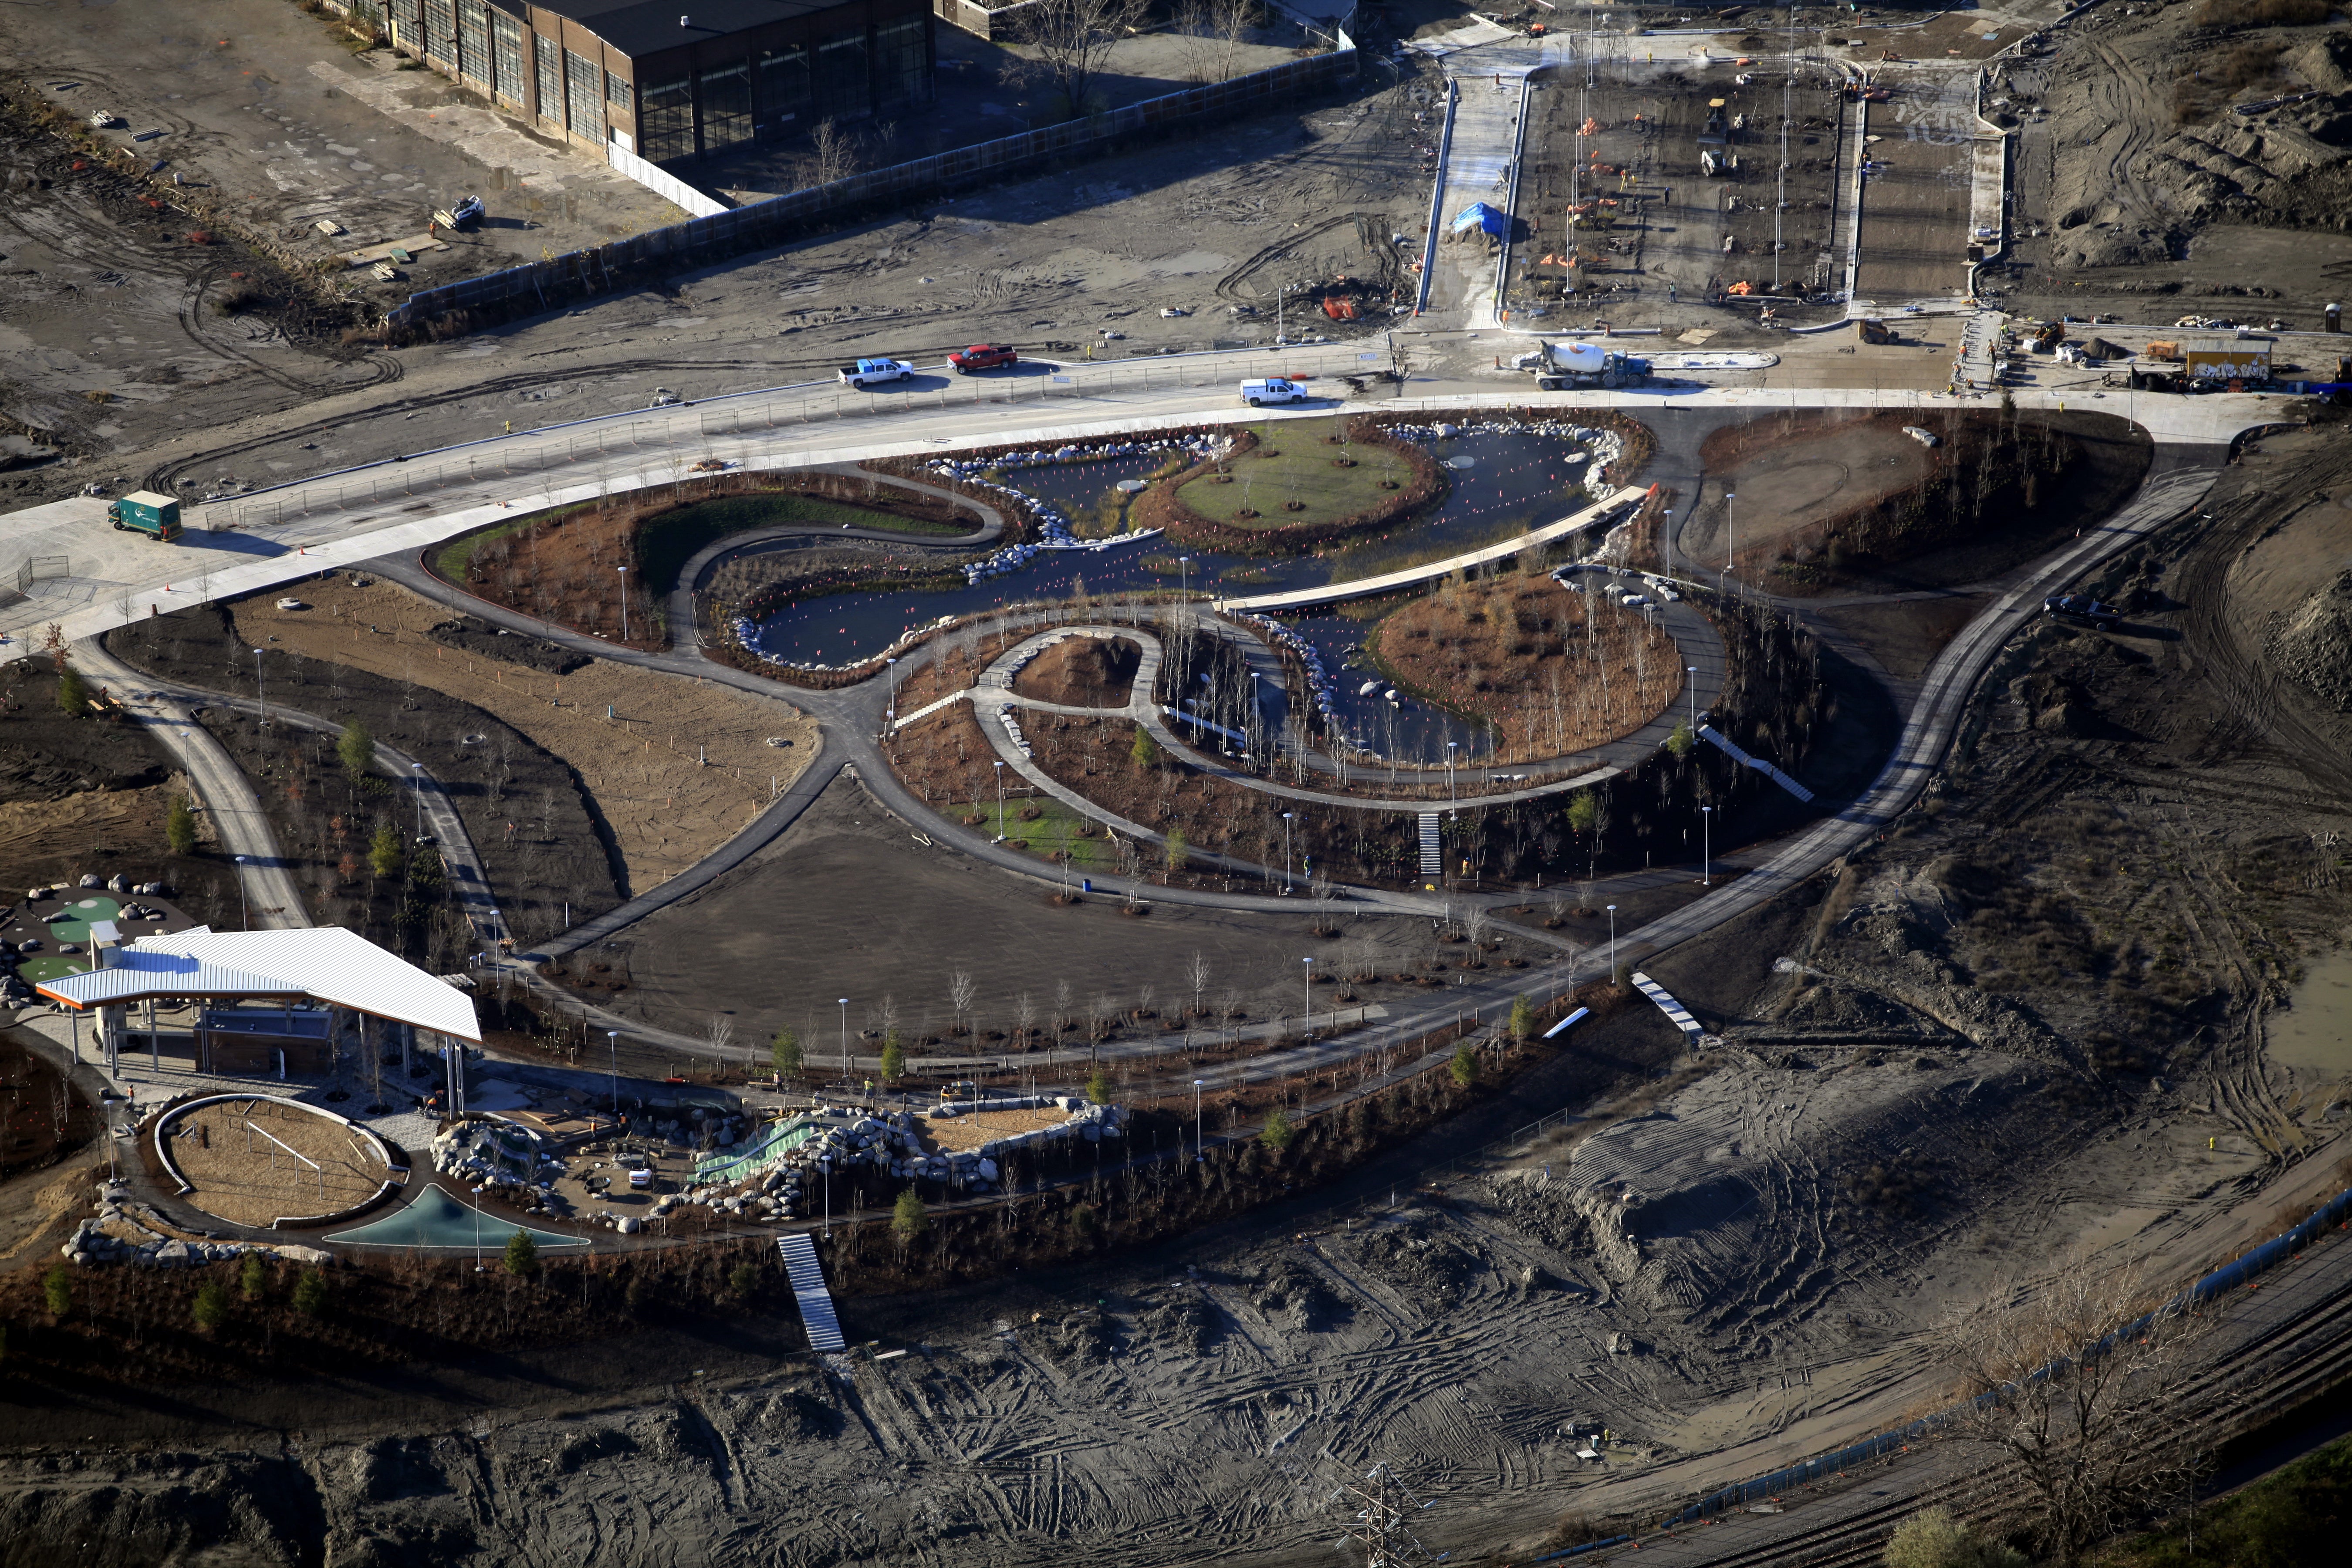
[107,491,181,542]
[2143,340,2182,361]
[2031,321,2067,353]
[432,194,483,231]
[1514,341,1649,390]
[1856,317,1896,345]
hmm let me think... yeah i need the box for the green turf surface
[1175,417,1415,530]
[44,896,121,943]
[18,954,91,984]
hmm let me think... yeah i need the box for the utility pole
[1330,1462,1440,1568]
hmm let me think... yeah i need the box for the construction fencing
[386,39,1358,331]
[14,555,69,594]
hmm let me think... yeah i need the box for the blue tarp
[1451,202,1509,237]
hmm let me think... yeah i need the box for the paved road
[72,637,312,932]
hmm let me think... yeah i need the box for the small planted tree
[1164,828,1189,873]
[192,1281,231,1333]
[771,1027,802,1078]
[368,822,405,882]
[166,794,199,856]
[879,1032,906,1083]
[337,718,375,781]
[1130,725,1161,769]
[892,1187,928,1244]
[55,664,90,718]
[1450,1044,1478,1088]
[1666,720,1695,759]
[42,1264,71,1321]
[291,1268,327,1317]
[504,1229,540,1278]
[728,1261,759,1300]
[238,1253,268,1302]
[1259,1107,1296,1152]
[1509,994,1536,1042]
[1085,1066,1111,1105]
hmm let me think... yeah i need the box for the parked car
[1240,376,1312,406]
[949,344,1018,373]
[838,358,914,388]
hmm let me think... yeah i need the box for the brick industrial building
[360,0,933,163]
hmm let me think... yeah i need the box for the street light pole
[1281,811,1295,893]
[1724,490,1737,574]
[992,760,1006,841]
[234,853,250,929]
[838,997,850,1082]
[412,762,427,840]
[1193,1077,1205,1160]
[1701,805,1713,888]
[252,648,267,726]
[1302,956,1313,1037]
[617,565,630,643]
[1687,666,1698,735]
[606,1029,620,1122]
[1605,904,1619,984]
[1446,741,1459,810]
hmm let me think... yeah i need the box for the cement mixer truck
[1512,341,1651,390]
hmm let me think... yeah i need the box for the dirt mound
[1033,1304,1119,1366]
[1249,1257,1341,1331]
[2267,568,2352,710]
[1011,636,1140,708]
[1138,1292,1218,1355]
[1351,1218,1487,1309]
[426,616,591,676]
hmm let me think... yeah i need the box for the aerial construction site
[0,0,2350,1564]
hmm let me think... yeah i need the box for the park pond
[743,422,1616,762]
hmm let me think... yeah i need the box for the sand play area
[163,1097,390,1227]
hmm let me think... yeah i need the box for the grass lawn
[1176,417,1416,530]
[19,954,91,984]
[987,797,1116,870]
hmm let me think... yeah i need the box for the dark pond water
[746,430,1598,760]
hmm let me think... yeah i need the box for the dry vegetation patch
[1010,636,1140,708]
[166,1098,389,1227]
[1368,573,1682,763]
[228,580,817,893]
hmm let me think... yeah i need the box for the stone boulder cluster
[430,1118,564,1213]
[64,1180,330,1269]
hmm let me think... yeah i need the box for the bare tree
[1088,991,1115,1042]
[948,967,977,1036]
[1186,950,1211,1019]
[1463,903,1493,952]
[806,117,860,186]
[1007,0,1149,120]
[706,1014,737,1067]
[1171,0,1259,83]
[1015,990,1037,1051]
[1931,1255,2213,1566]
[1053,978,1074,1036]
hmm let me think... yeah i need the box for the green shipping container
[109,490,182,541]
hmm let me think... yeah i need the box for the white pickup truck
[838,358,914,389]
[1240,376,1312,407]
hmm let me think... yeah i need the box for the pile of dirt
[1350,1217,1488,1309]
[425,616,590,676]
[2267,567,2352,711]
[1032,1304,1119,1367]
[1250,1256,1342,1331]
[1136,1292,1218,1355]
[1010,636,1140,709]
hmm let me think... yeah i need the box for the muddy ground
[1994,4,2352,324]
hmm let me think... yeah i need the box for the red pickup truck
[949,343,1018,374]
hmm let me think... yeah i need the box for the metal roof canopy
[34,926,483,1042]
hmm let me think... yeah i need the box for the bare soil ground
[1010,636,1139,708]
[166,1098,387,1228]
[0,1032,97,1188]
[1994,6,2352,324]
[223,577,817,895]
[1368,571,1682,764]
[1517,52,1849,309]
[1692,408,2152,596]
[1815,592,1993,681]
[570,767,1504,1050]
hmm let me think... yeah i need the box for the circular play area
[157,1095,395,1228]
